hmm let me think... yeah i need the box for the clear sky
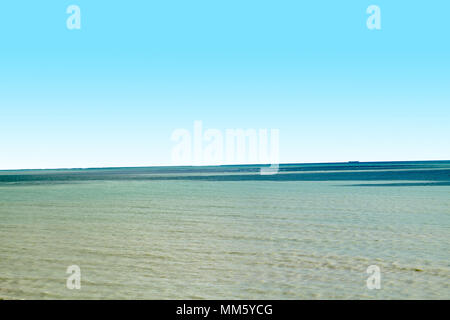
[1,1,449,169]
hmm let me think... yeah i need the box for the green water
[0,162,449,299]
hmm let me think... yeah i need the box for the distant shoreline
[1,159,450,173]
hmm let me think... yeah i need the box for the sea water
[0,161,449,299]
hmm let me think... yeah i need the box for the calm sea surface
[0,161,449,299]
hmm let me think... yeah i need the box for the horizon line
[1,159,450,172]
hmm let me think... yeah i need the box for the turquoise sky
[1,1,449,169]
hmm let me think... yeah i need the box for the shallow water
[0,161,449,299]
